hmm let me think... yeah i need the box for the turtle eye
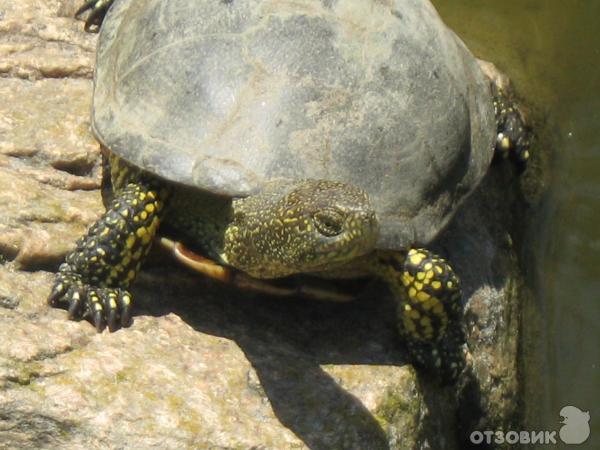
[313,209,344,237]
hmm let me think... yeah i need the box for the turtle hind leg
[75,0,115,32]
[376,248,466,383]
[493,87,532,165]
[48,181,166,331]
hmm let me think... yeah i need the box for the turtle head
[223,179,379,278]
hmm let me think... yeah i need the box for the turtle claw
[48,266,83,306]
[106,304,117,332]
[66,289,85,320]
[91,309,105,332]
[76,0,114,32]
[118,291,133,328]
[48,266,133,332]
[47,282,66,307]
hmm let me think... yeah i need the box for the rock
[0,1,527,449]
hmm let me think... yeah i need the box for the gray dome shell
[92,0,495,250]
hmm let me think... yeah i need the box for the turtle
[48,0,530,381]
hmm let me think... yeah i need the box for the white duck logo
[559,405,590,444]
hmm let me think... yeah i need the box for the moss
[113,368,159,402]
[373,375,423,448]
[166,394,204,436]
[375,387,421,426]
[115,370,128,383]
[6,361,44,387]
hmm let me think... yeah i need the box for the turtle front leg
[48,182,166,331]
[76,0,115,32]
[376,249,466,382]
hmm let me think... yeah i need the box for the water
[432,1,600,447]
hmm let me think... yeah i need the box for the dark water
[433,1,599,447]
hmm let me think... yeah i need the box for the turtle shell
[92,0,495,250]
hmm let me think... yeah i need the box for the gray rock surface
[0,1,526,449]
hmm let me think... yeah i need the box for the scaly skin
[48,178,167,331]
[222,180,378,279]
[49,153,465,380]
[374,250,465,381]
[493,87,532,163]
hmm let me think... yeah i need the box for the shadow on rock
[134,269,402,449]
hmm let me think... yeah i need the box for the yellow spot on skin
[404,318,416,333]
[447,281,453,289]
[145,203,155,213]
[417,272,425,280]
[424,262,433,271]
[140,211,148,220]
[426,270,434,279]
[136,227,148,238]
[420,316,431,328]
[435,266,444,274]
[414,281,423,291]
[126,235,136,249]
[432,281,442,290]
[408,287,417,298]
[409,309,420,320]
[122,295,131,305]
[416,291,430,302]
[409,252,425,266]
[404,304,412,311]
[423,298,438,310]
